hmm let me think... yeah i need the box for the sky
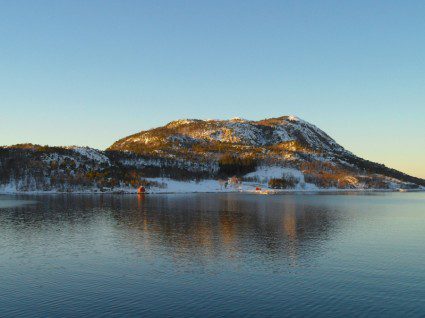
[1,0,424,178]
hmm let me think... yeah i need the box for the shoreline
[1,188,424,196]
[1,177,423,196]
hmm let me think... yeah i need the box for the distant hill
[1,116,424,193]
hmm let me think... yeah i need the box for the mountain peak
[109,115,345,155]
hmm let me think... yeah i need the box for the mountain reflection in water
[1,194,343,269]
[121,194,340,267]
[2,193,424,317]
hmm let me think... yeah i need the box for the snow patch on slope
[69,147,110,164]
[244,166,304,183]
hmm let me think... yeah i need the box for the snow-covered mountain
[107,116,424,190]
[110,116,347,155]
[1,116,424,193]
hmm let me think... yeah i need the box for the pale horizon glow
[1,1,424,178]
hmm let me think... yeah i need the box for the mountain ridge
[109,115,348,155]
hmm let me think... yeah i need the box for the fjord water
[0,193,424,317]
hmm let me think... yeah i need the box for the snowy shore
[1,166,422,195]
[0,177,422,195]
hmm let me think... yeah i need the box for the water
[0,193,424,317]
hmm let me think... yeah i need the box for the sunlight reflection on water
[0,193,424,317]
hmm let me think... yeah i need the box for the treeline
[0,147,143,191]
[342,155,425,187]
[218,154,257,177]
[0,146,216,192]
[106,150,215,180]
[268,176,297,189]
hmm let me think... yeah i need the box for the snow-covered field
[145,178,245,193]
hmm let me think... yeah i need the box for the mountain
[109,116,347,156]
[108,116,424,189]
[1,116,424,193]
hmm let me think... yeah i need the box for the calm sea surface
[0,193,424,317]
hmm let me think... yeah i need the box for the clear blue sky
[1,0,424,178]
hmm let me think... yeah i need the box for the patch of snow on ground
[71,147,110,164]
[0,181,18,193]
[273,126,293,143]
[144,176,322,193]
[243,166,319,190]
[244,166,304,183]
[227,122,267,145]
[287,115,299,122]
[146,178,232,193]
